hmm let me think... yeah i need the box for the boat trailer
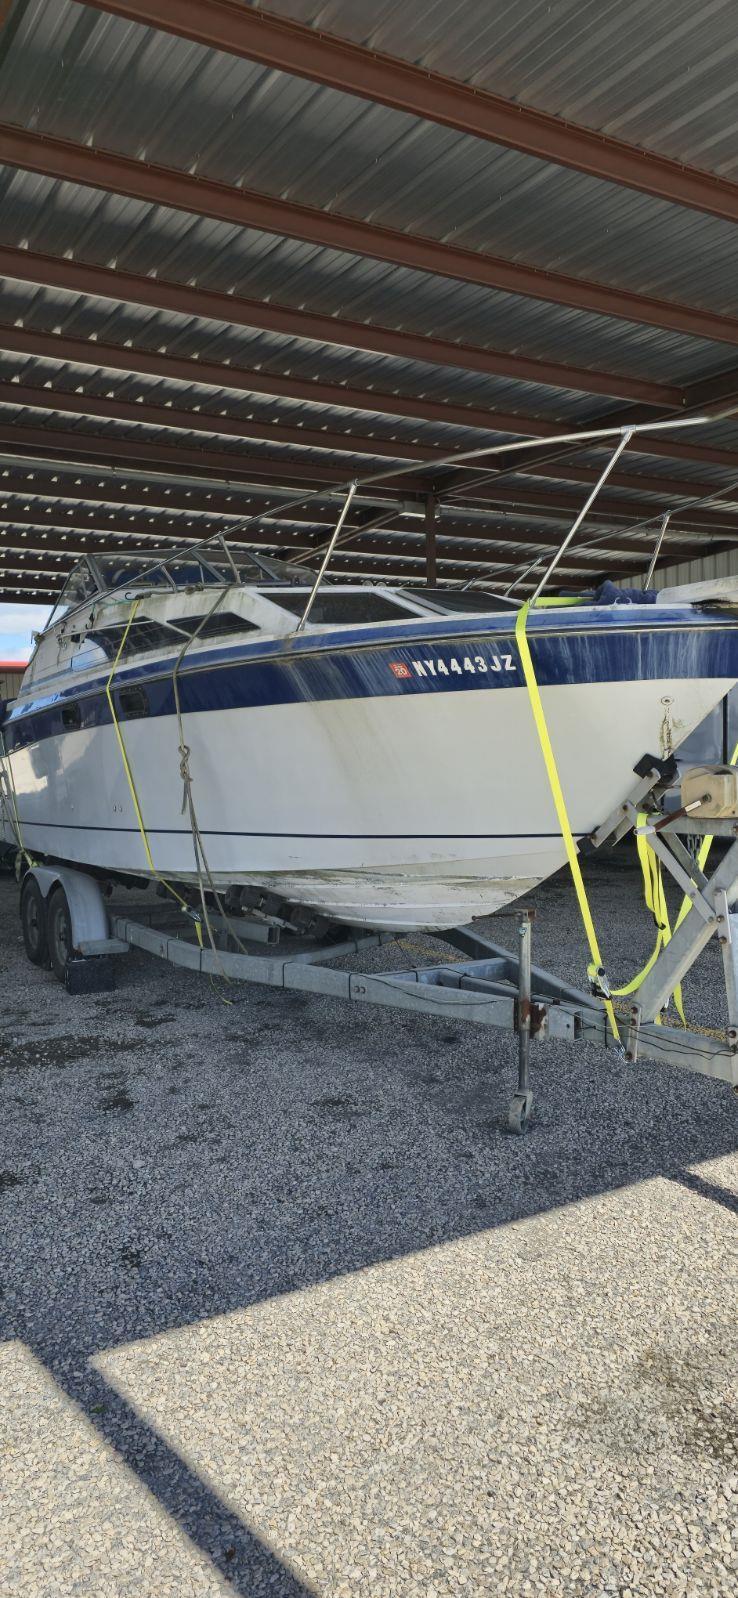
[11,758,738,1132]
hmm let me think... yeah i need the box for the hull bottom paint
[2,661,735,931]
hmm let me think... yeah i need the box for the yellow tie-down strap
[515,602,738,1034]
[515,601,621,1044]
[612,815,685,1027]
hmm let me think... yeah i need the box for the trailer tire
[20,875,50,968]
[47,885,73,983]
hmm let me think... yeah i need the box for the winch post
[508,910,534,1133]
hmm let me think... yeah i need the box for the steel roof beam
[0,531,619,576]
[0,422,418,495]
[4,422,738,537]
[0,465,441,532]
[0,255,678,406]
[0,510,652,561]
[0,321,678,446]
[9,463,714,560]
[8,378,736,494]
[5,380,738,497]
[0,494,667,555]
[77,1,738,225]
[0,461,699,528]
[2,125,737,346]
[0,380,460,468]
[3,321,735,477]
[465,484,738,536]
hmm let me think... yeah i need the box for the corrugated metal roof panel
[262,0,738,175]
[2,4,738,325]
[1,0,737,595]
[0,170,729,392]
[0,338,603,431]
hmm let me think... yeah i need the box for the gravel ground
[0,852,736,1598]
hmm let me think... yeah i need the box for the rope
[169,587,269,1001]
[105,598,204,945]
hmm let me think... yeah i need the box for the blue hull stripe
[3,610,738,754]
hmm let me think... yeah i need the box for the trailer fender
[25,864,110,951]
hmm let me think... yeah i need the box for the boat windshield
[96,548,314,590]
[46,547,315,624]
[44,557,103,627]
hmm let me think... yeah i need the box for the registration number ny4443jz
[389,654,515,680]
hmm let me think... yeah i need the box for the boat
[0,546,736,932]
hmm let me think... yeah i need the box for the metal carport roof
[1,0,738,601]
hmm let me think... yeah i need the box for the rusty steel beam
[530,462,733,501]
[0,380,463,468]
[77,2,738,225]
[425,495,438,586]
[16,375,737,490]
[0,251,673,409]
[9,319,733,480]
[0,422,416,494]
[0,530,618,577]
[0,280,677,409]
[7,373,738,498]
[11,323,736,481]
[7,253,738,467]
[2,125,737,346]
[466,479,738,536]
[0,503,659,559]
[3,464,685,559]
[0,461,420,527]
[4,422,738,546]
[0,460,657,530]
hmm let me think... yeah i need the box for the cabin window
[88,621,179,659]
[268,592,415,624]
[87,612,255,659]
[413,589,522,614]
[173,612,258,643]
[117,686,149,720]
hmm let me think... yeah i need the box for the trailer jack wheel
[508,1089,534,1134]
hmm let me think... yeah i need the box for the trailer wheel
[47,885,73,983]
[20,875,50,967]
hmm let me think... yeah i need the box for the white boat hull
[1,669,732,929]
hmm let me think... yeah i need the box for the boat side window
[409,589,522,614]
[173,612,258,643]
[88,621,180,659]
[267,592,416,624]
[117,686,149,720]
[88,612,256,659]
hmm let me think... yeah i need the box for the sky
[0,602,53,662]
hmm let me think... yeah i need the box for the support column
[425,493,437,585]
